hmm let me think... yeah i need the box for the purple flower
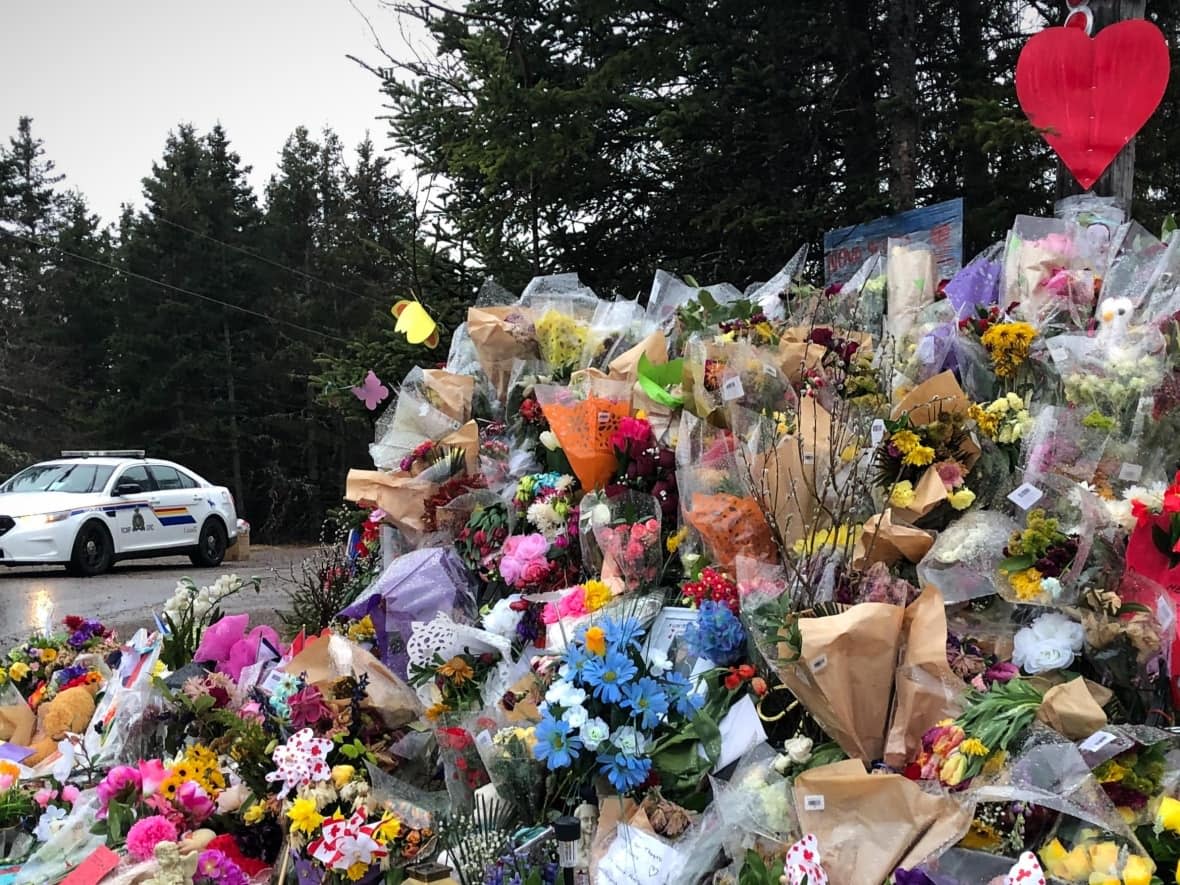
[194,848,249,885]
[892,869,936,885]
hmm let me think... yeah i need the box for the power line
[156,216,396,312]
[0,227,352,345]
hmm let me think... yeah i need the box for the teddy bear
[24,681,101,766]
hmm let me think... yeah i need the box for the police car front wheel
[68,521,113,577]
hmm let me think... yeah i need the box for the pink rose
[1037,232,1076,258]
[521,559,551,587]
[61,785,80,804]
[98,765,143,813]
[176,781,216,823]
[625,540,645,560]
[34,788,56,809]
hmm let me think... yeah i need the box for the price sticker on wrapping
[870,418,886,447]
[1119,463,1143,482]
[803,794,826,812]
[721,374,745,402]
[597,411,612,429]
[1008,482,1044,511]
[1079,730,1117,753]
[764,364,779,378]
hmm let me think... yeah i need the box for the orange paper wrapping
[541,396,631,491]
[687,492,778,571]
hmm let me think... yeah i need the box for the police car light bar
[60,450,146,459]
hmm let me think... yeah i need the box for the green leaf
[1163,214,1177,241]
[999,554,1034,573]
[1117,602,1153,616]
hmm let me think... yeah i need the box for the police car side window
[118,465,156,492]
[150,466,183,491]
[176,471,199,489]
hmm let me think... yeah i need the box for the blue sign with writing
[824,198,964,287]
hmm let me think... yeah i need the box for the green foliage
[277,542,380,639]
[738,849,785,885]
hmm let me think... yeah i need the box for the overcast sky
[0,0,417,224]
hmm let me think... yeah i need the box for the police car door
[109,464,160,552]
[146,465,204,547]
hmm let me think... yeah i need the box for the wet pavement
[0,545,316,646]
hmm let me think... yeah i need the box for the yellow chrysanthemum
[665,527,688,554]
[889,430,920,454]
[40,648,58,664]
[243,803,266,825]
[438,656,475,685]
[346,861,370,882]
[902,445,935,467]
[582,580,612,612]
[1008,567,1045,602]
[425,703,450,722]
[287,797,324,836]
[959,738,989,757]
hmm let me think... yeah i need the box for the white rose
[580,718,610,751]
[647,650,672,676]
[783,736,813,765]
[610,726,645,756]
[590,504,611,527]
[562,705,589,729]
[539,431,560,452]
[1027,612,1084,651]
[1012,629,1077,675]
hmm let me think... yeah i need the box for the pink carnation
[126,815,179,861]
[556,588,589,619]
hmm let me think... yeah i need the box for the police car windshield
[0,463,114,494]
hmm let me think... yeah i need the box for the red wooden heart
[1016,19,1170,190]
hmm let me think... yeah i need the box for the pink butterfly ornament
[783,834,828,885]
[352,370,390,410]
[1004,852,1045,885]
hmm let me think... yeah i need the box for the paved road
[0,545,316,646]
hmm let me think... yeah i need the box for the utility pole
[1055,0,1148,209]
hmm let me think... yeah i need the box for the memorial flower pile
[12,205,1180,884]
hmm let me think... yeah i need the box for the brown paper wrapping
[893,467,950,524]
[778,327,874,386]
[441,420,481,476]
[890,371,981,468]
[422,369,474,422]
[883,586,967,769]
[1036,677,1111,741]
[345,470,437,534]
[854,509,935,569]
[892,371,970,426]
[794,760,973,885]
[467,306,535,400]
[282,634,422,729]
[776,603,905,761]
[608,330,668,384]
[502,671,544,725]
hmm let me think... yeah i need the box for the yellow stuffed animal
[24,681,100,765]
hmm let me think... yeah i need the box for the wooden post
[1055,0,1148,209]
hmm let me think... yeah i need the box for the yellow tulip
[1063,845,1092,880]
[1087,841,1119,875]
[939,751,968,787]
[331,765,355,790]
[1120,854,1152,885]
[1158,796,1180,834]
[1039,838,1068,873]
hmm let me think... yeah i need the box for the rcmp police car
[0,451,237,576]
